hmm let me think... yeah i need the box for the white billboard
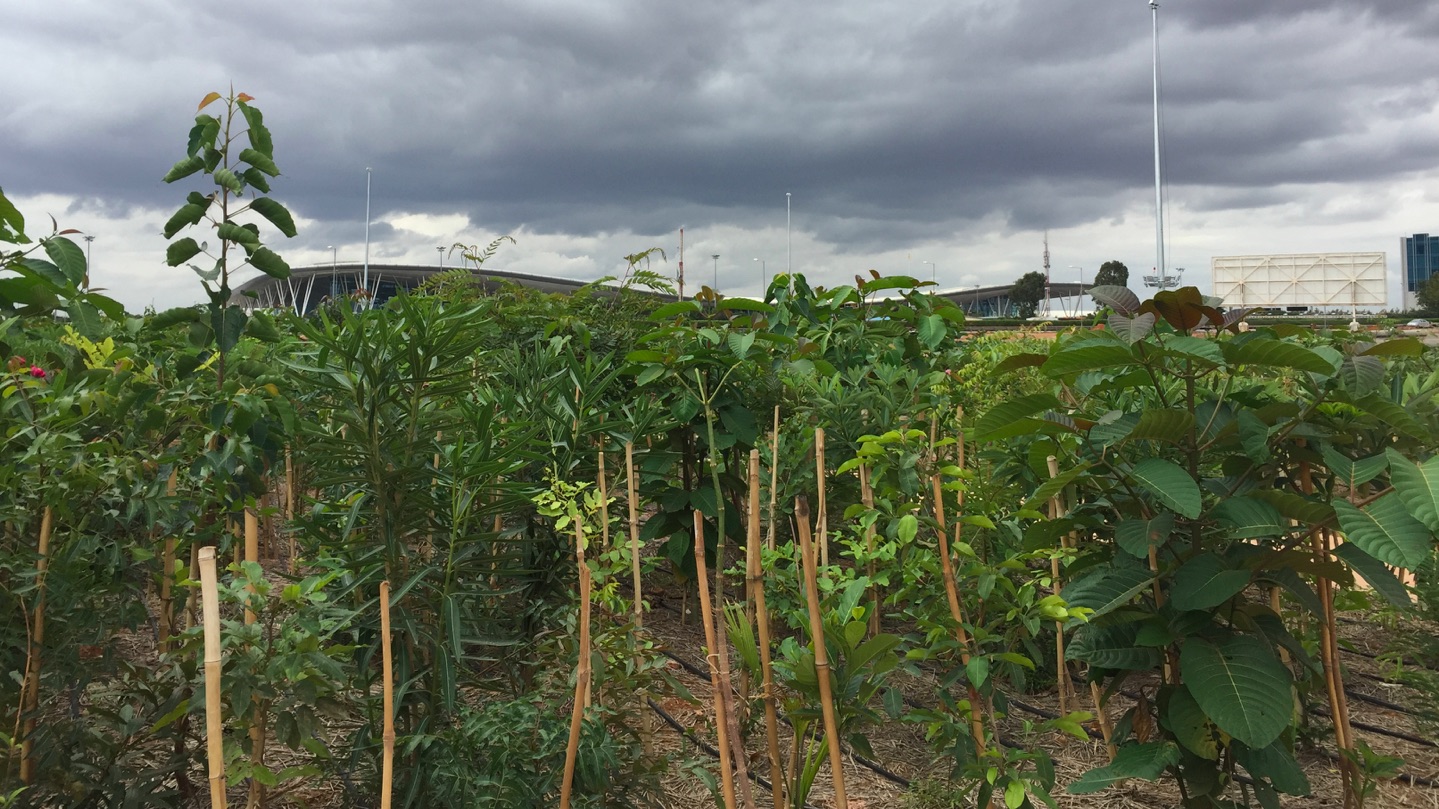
[1211,252,1386,309]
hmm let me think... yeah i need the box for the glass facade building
[1403,233,1439,294]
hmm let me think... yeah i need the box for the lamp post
[1069,266,1085,316]
[786,192,792,288]
[1151,0,1167,289]
[83,235,94,291]
[754,258,765,293]
[922,260,935,285]
[437,246,445,269]
[329,246,337,298]
[712,254,720,292]
[363,167,372,307]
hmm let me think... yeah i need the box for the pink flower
[29,366,45,379]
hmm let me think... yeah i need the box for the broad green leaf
[1212,497,1286,539]
[250,197,298,237]
[1360,338,1423,357]
[42,237,87,286]
[162,203,207,239]
[217,221,260,246]
[249,247,291,279]
[649,300,702,320]
[150,306,203,329]
[213,167,245,195]
[1042,340,1135,378]
[1236,740,1310,797]
[1128,408,1194,444]
[65,301,103,337]
[17,258,69,290]
[995,352,1047,373]
[1250,489,1334,526]
[1022,461,1091,512]
[1334,495,1429,570]
[1162,686,1218,760]
[238,101,274,156]
[1068,742,1179,793]
[1115,513,1174,558]
[966,657,990,689]
[975,393,1061,442]
[1131,458,1202,519]
[0,184,29,244]
[1088,412,1138,445]
[917,314,946,349]
[166,238,203,268]
[634,364,665,386]
[1259,568,1322,615]
[1180,635,1292,749]
[1355,394,1428,440]
[1163,335,1225,367]
[727,330,756,359]
[163,155,205,183]
[1236,410,1271,464]
[1321,446,1387,491]
[1221,338,1337,375]
[212,306,249,352]
[1170,553,1251,611]
[1066,624,1161,670]
[1061,566,1153,620]
[1386,448,1439,533]
[1108,311,1156,344]
[1090,285,1142,316]
[244,310,282,343]
[1331,541,1413,610]
[624,349,665,364]
[1337,354,1384,395]
[238,147,280,177]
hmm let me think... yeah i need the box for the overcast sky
[4,1,1438,312]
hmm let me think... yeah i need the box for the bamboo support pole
[284,447,296,573]
[160,470,178,655]
[693,510,739,809]
[1045,456,1074,718]
[931,469,987,753]
[766,406,780,552]
[199,547,227,809]
[814,428,828,568]
[859,463,880,638]
[794,498,847,809]
[624,443,652,754]
[379,581,394,809]
[560,518,594,809]
[243,507,265,808]
[18,506,53,786]
[746,451,786,809]
[244,509,260,623]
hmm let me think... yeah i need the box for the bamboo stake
[199,547,227,809]
[794,498,847,809]
[379,581,394,809]
[559,518,594,809]
[284,447,296,574]
[1046,456,1073,718]
[814,428,828,568]
[859,463,880,638]
[693,510,739,809]
[624,443,652,755]
[244,505,266,809]
[160,470,178,655]
[766,406,780,552]
[244,509,260,624]
[18,506,53,786]
[931,467,987,753]
[747,451,785,809]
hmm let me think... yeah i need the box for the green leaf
[1041,340,1135,378]
[1131,458,1202,519]
[250,197,298,238]
[1170,553,1251,611]
[1066,624,1161,670]
[1338,354,1384,395]
[1068,742,1179,793]
[238,147,280,177]
[244,310,282,343]
[1212,497,1286,539]
[1180,635,1293,749]
[715,297,775,313]
[1237,740,1310,796]
[1334,495,1430,570]
[1115,513,1174,559]
[1236,410,1271,464]
[239,101,274,156]
[649,300,702,320]
[1090,285,1142,316]
[163,203,207,239]
[1331,542,1413,610]
[65,301,103,337]
[1022,461,1091,512]
[163,155,205,183]
[1061,566,1153,620]
[0,185,28,244]
[213,306,249,353]
[1386,448,1439,533]
[249,247,291,279]
[1108,311,1156,344]
[1250,489,1334,526]
[217,221,260,246]
[1163,335,1225,367]
[1221,338,1337,375]
[1322,447,1389,491]
[975,393,1061,442]
[166,238,204,268]
[917,314,946,349]
[213,167,244,195]
[966,657,990,689]
[1355,394,1428,440]
[995,352,1047,373]
[150,306,203,329]
[1128,408,1194,444]
[1162,686,1218,760]
[43,236,87,286]
[727,330,756,359]
[1360,338,1423,357]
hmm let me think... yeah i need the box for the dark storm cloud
[3,0,1438,256]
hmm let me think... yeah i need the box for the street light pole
[363,167,373,307]
[712,254,720,293]
[437,246,445,269]
[754,258,765,293]
[83,235,94,291]
[786,192,792,288]
[922,260,935,285]
[1151,1,1167,288]
[329,245,337,298]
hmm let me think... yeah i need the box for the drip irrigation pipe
[646,697,823,809]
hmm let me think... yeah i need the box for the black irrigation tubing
[1344,686,1416,714]
[654,645,912,788]
[645,696,823,809]
[1308,706,1437,749]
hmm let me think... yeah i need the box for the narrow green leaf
[163,203,207,239]
[1359,338,1423,357]
[250,197,298,238]
[1128,408,1195,444]
[238,101,274,157]
[238,147,280,177]
[975,393,1061,442]
[1022,461,1091,511]
[242,167,272,194]
[649,300,702,320]
[163,155,205,183]
[1331,541,1413,610]
[1131,458,1202,519]
[1170,553,1251,611]
[1386,448,1439,533]
[248,247,291,279]
[1061,566,1153,620]
[213,167,244,195]
[1162,686,1218,760]
[166,238,203,268]
[1212,497,1286,539]
[1180,635,1292,749]
[217,221,260,246]
[1068,742,1179,793]
[1334,495,1430,570]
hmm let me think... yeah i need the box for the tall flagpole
[1151,1,1166,287]
[363,167,372,306]
[786,192,792,291]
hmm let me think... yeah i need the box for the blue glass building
[1403,233,1439,305]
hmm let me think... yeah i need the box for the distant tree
[1093,260,1129,288]
[1009,271,1046,319]
[1418,275,1439,315]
